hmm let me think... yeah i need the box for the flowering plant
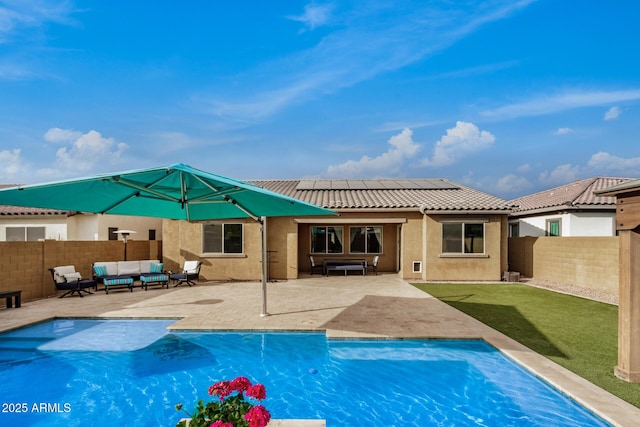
[175,376,271,427]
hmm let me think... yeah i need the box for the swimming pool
[0,319,610,426]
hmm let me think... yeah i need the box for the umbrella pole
[260,216,270,317]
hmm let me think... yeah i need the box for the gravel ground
[521,278,618,306]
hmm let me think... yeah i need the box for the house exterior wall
[424,214,506,281]
[162,218,263,281]
[162,211,508,282]
[68,214,163,240]
[508,236,618,295]
[400,212,425,281]
[511,211,616,237]
[0,216,67,241]
[267,216,299,280]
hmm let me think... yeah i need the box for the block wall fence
[508,236,619,296]
[0,237,621,305]
[0,240,162,303]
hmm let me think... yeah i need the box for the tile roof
[251,179,513,212]
[0,179,513,215]
[508,177,636,214]
[0,184,70,216]
[0,205,69,216]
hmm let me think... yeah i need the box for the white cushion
[63,272,82,281]
[183,261,199,274]
[117,261,141,275]
[53,265,76,283]
[139,260,160,274]
[94,262,118,276]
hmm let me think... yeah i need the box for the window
[6,226,45,241]
[108,227,118,241]
[311,226,343,254]
[442,222,484,254]
[349,226,382,254]
[148,229,156,241]
[508,222,519,238]
[546,219,561,236]
[203,223,243,254]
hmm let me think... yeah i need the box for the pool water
[0,319,610,426]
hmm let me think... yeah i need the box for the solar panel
[295,179,458,191]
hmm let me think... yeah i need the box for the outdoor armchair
[366,255,380,275]
[170,261,202,287]
[50,266,95,298]
[309,256,324,275]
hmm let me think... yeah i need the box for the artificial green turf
[413,282,640,408]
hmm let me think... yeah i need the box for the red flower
[231,376,252,393]
[208,380,232,399]
[244,405,271,427]
[246,384,266,401]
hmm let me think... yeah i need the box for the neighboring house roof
[508,177,636,216]
[0,184,70,216]
[594,178,640,197]
[252,179,513,213]
[0,205,69,216]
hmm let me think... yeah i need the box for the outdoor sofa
[92,260,168,293]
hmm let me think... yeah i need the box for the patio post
[616,229,640,382]
[260,216,269,317]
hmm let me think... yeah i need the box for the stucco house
[507,177,634,237]
[0,206,163,242]
[162,178,513,282]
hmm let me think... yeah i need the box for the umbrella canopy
[0,163,336,316]
[0,163,334,220]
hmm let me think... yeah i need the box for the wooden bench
[0,290,22,308]
[325,264,365,276]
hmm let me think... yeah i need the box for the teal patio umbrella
[0,163,336,315]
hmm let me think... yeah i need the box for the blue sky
[1,0,640,199]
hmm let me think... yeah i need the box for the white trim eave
[295,217,407,224]
[510,205,616,217]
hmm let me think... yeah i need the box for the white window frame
[202,222,244,255]
[6,226,45,242]
[441,220,486,255]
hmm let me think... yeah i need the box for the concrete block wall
[0,240,162,304]
[508,236,618,295]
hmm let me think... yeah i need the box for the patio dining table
[323,258,367,276]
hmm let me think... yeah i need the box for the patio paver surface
[1,274,638,426]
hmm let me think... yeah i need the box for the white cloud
[539,163,580,186]
[205,1,535,122]
[587,151,640,173]
[0,1,77,43]
[43,128,128,172]
[0,148,26,181]
[482,89,640,120]
[287,3,334,31]
[494,174,530,196]
[554,127,573,135]
[44,127,82,143]
[517,163,532,173]
[421,121,495,167]
[325,128,420,177]
[604,106,621,121]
